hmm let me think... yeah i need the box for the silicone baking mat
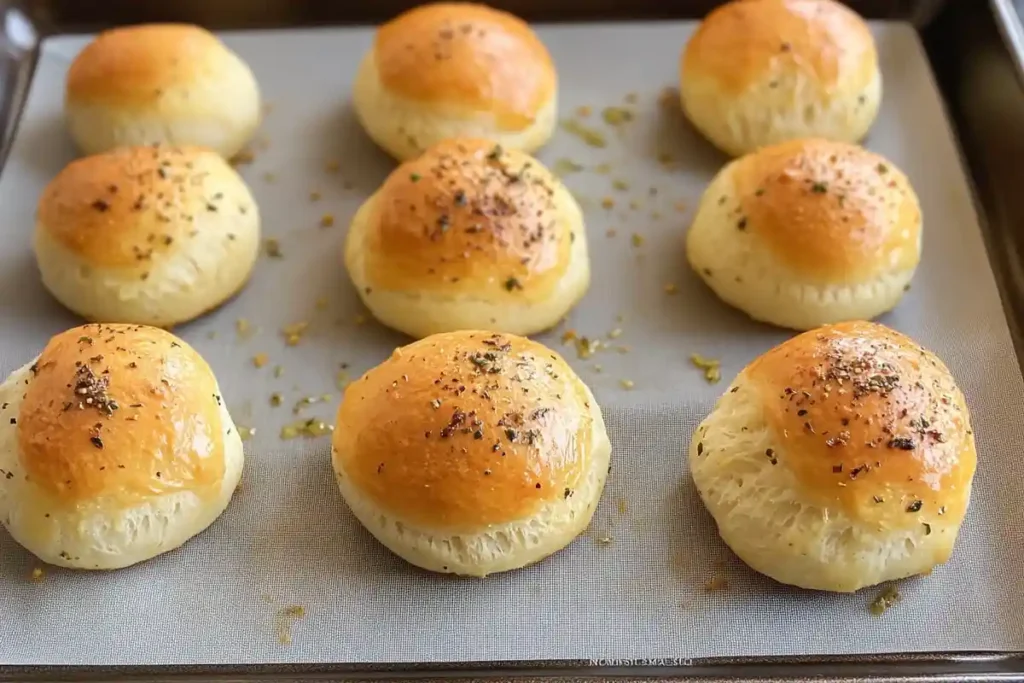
[0,22,1022,666]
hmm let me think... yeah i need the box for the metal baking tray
[990,0,1024,87]
[3,1,1024,681]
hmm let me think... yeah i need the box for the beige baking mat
[0,22,1020,665]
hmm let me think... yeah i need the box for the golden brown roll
[34,144,261,327]
[686,138,921,330]
[689,321,976,592]
[332,330,611,576]
[345,138,589,338]
[352,3,557,160]
[65,24,261,158]
[680,0,880,156]
[0,324,244,569]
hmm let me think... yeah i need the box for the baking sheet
[992,0,1024,86]
[1,22,1023,667]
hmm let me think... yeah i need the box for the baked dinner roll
[353,2,556,161]
[65,24,261,158]
[345,138,589,338]
[0,324,243,570]
[689,321,976,592]
[34,144,261,327]
[680,0,880,156]
[686,138,921,330]
[332,330,611,576]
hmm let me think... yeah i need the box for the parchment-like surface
[0,23,1021,666]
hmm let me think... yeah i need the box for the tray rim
[1,5,1022,683]
[3,652,1024,683]
[990,0,1024,87]
[0,7,38,174]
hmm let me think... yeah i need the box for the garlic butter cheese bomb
[680,0,880,157]
[34,144,260,327]
[65,24,261,158]
[345,139,589,338]
[689,321,976,592]
[686,139,921,330]
[0,324,243,569]
[353,2,557,161]
[332,330,611,577]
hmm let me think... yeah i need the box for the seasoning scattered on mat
[235,318,255,340]
[276,605,306,645]
[292,394,332,415]
[602,106,634,127]
[282,322,309,346]
[553,158,584,176]
[280,418,334,440]
[264,238,283,259]
[869,586,902,615]
[690,353,722,384]
[561,119,607,148]
[562,331,604,360]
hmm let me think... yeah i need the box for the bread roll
[65,24,260,159]
[34,144,261,327]
[689,321,976,592]
[345,138,589,338]
[353,3,556,161]
[0,324,243,569]
[686,138,921,330]
[680,0,880,157]
[332,330,611,576]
